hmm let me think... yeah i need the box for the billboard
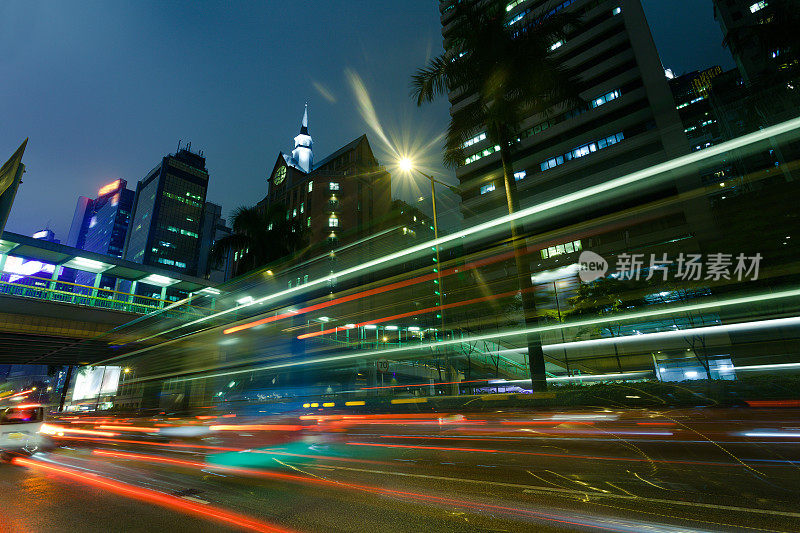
[71,366,121,401]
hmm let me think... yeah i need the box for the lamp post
[398,158,461,394]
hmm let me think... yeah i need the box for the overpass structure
[0,231,216,366]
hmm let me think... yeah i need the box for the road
[1,408,798,532]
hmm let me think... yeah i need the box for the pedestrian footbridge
[0,231,216,366]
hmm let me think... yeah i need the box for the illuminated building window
[550,40,563,51]
[329,182,340,191]
[613,6,621,15]
[541,240,582,259]
[462,132,486,148]
[590,89,621,108]
[540,132,624,172]
[157,257,184,268]
[308,181,313,192]
[329,216,339,227]
[465,144,501,165]
[299,202,304,213]
[166,226,198,238]
[749,1,767,13]
[164,192,201,208]
[505,0,524,11]
[463,89,621,166]
[676,95,706,109]
[292,208,297,217]
[514,170,526,181]
[307,217,311,227]
[480,183,496,195]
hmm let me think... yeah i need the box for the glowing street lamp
[396,157,460,392]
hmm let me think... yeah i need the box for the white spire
[292,103,313,172]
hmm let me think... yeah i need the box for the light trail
[344,442,791,468]
[297,286,530,339]
[100,115,800,352]
[12,457,294,533]
[227,249,520,336]
[96,425,159,433]
[40,424,119,438]
[208,424,303,431]
[91,449,643,532]
[49,435,387,465]
[167,291,800,385]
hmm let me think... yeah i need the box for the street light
[396,158,461,393]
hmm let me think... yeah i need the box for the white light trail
[120,115,800,348]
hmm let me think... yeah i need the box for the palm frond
[411,55,452,105]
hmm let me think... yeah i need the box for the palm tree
[208,204,306,278]
[411,0,582,390]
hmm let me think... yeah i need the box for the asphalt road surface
[1,408,798,532]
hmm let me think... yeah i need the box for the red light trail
[12,457,295,533]
[224,248,522,336]
[90,450,630,531]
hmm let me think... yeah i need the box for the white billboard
[72,366,121,401]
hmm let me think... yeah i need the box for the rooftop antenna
[177,139,181,152]
[186,141,192,152]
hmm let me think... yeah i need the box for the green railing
[0,276,170,315]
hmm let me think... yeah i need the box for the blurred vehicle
[0,405,51,461]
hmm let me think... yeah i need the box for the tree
[208,204,307,278]
[410,0,582,390]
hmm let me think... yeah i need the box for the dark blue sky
[2,1,732,238]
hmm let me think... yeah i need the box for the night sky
[2,1,733,238]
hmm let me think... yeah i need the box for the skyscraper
[67,179,134,257]
[442,0,689,225]
[123,145,210,277]
[197,201,233,282]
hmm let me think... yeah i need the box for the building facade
[258,106,392,253]
[197,201,233,282]
[443,0,689,223]
[123,145,210,277]
[67,179,135,257]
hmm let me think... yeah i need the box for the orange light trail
[500,420,596,426]
[47,434,242,451]
[298,287,532,340]
[89,450,629,531]
[12,457,294,533]
[52,435,384,465]
[96,425,159,433]
[224,247,523,336]
[209,424,303,432]
[41,424,119,437]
